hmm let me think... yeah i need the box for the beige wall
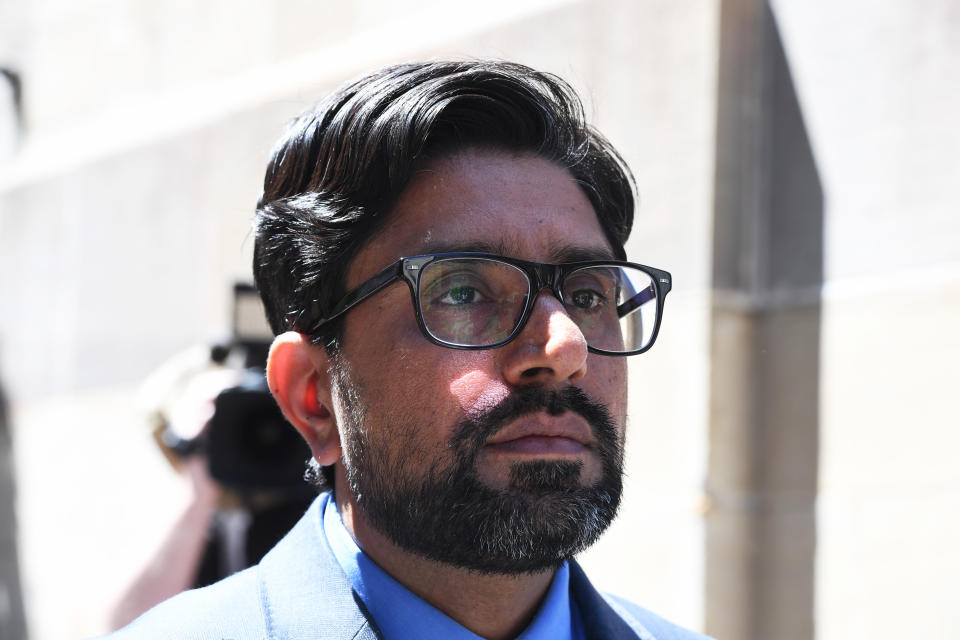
[771,2,960,638]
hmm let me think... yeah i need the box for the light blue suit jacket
[100,494,711,640]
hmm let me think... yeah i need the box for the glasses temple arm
[616,283,657,318]
[305,260,403,333]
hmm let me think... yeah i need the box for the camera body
[159,284,314,497]
[205,367,312,493]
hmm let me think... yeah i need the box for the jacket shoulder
[94,565,267,640]
[600,593,714,640]
[94,493,377,640]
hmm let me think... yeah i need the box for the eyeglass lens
[416,258,659,353]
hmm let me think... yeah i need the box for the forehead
[348,149,616,286]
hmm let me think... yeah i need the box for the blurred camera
[160,283,314,497]
[205,368,312,492]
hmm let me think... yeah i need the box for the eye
[425,271,492,307]
[568,288,606,310]
[439,284,485,305]
[563,268,617,313]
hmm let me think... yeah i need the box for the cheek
[448,368,510,415]
[589,357,628,416]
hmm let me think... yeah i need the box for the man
[103,60,710,640]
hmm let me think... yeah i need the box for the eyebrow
[550,246,619,263]
[417,240,619,263]
[419,240,508,255]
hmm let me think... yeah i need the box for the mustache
[449,386,619,457]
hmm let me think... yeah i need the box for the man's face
[330,148,628,573]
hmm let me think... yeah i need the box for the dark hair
[252,60,636,489]
[254,59,635,341]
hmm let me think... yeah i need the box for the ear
[266,331,341,466]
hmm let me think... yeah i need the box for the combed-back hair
[253,60,636,347]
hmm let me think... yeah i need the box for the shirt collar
[323,496,576,640]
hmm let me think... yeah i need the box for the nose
[500,292,589,386]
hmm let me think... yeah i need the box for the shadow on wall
[0,376,29,640]
[1,68,22,159]
[707,1,823,640]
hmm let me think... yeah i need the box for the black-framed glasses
[307,252,672,356]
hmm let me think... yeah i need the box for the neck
[333,482,556,640]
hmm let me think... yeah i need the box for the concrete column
[706,1,822,639]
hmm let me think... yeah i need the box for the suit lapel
[569,560,650,640]
[257,493,383,640]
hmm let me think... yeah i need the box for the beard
[332,363,624,575]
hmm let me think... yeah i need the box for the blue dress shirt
[323,497,586,640]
